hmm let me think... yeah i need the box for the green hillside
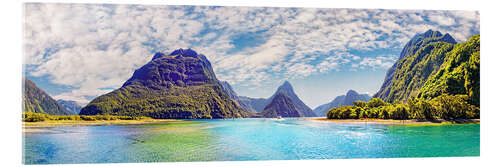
[23,78,71,115]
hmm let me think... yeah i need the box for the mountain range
[23,29,479,119]
[313,90,371,117]
[218,81,268,113]
[219,80,317,117]
[56,100,82,115]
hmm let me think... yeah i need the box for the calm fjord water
[23,118,479,164]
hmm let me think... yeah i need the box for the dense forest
[328,33,480,120]
[22,112,151,122]
[327,95,479,120]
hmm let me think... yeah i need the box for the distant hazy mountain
[219,80,268,113]
[80,48,249,119]
[237,96,268,113]
[57,100,82,115]
[313,90,371,117]
[260,81,316,117]
[23,78,71,115]
[219,81,239,102]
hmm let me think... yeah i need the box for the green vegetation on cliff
[23,78,71,115]
[382,41,454,102]
[329,32,479,121]
[80,83,248,119]
[80,49,249,119]
[418,35,480,106]
[374,30,479,104]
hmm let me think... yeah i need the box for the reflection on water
[23,118,480,164]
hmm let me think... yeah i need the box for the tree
[368,98,386,108]
[353,101,367,108]
[392,104,409,120]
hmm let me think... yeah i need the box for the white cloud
[356,55,398,70]
[24,4,480,103]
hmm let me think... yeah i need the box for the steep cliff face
[418,34,480,106]
[23,78,71,115]
[374,30,479,107]
[80,49,249,119]
[374,30,459,103]
[373,30,457,101]
[219,81,239,102]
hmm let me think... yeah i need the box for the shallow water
[23,118,479,164]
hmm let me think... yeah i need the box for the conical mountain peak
[277,81,294,92]
[261,80,316,117]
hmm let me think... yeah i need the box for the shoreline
[309,118,480,126]
[23,119,182,127]
[22,117,480,128]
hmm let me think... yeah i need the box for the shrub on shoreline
[22,112,151,122]
[326,94,479,120]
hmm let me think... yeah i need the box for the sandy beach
[310,118,480,126]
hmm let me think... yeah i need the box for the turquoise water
[23,118,479,164]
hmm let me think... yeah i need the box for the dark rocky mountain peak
[276,80,294,95]
[169,48,199,58]
[261,92,303,118]
[400,29,456,60]
[122,49,217,89]
[80,49,249,119]
[151,52,166,61]
[261,80,317,117]
[422,29,442,38]
[441,33,456,44]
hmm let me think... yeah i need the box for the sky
[23,3,480,108]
